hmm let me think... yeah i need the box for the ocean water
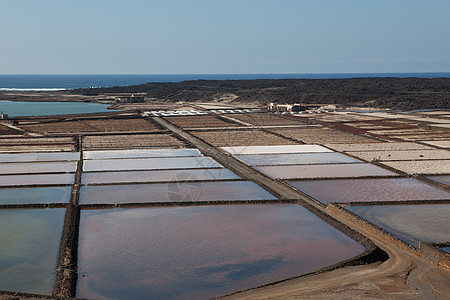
[1,73,449,91]
[0,100,114,116]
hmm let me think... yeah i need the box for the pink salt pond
[347,204,450,247]
[289,178,450,204]
[255,163,396,179]
[77,204,365,300]
[79,181,277,204]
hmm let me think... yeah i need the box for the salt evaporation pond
[0,162,77,174]
[77,204,365,300]
[0,100,115,116]
[235,152,361,166]
[221,145,333,155]
[0,173,75,186]
[256,163,396,179]
[83,157,221,172]
[83,149,202,160]
[82,169,240,185]
[0,187,71,205]
[289,178,450,203]
[0,208,65,294]
[347,204,450,247]
[80,181,277,204]
[0,152,80,163]
[427,175,450,187]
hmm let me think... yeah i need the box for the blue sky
[1,0,449,74]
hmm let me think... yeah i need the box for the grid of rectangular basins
[1,110,449,299]
[0,147,367,299]
[220,142,450,260]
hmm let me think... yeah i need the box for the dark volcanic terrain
[70,77,450,110]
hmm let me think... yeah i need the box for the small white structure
[268,103,308,112]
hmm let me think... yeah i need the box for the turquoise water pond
[0,100,115,116]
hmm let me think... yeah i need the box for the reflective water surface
[0,208,65,294]
[347,204,450,247]
[82,169,240,185]
[0,162,77,174]
[0,152,80,163]
[256,163,396,179]
[80,181,277,204]
[235,152,361,166]
[0,174,75,186]
[0,187,71,205]
[83,157,221,172]
[83,149,202,160]
[289,178,450,203]
[77,205,364,300]
[427,176,450,187]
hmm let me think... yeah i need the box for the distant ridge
[70,77,450,110]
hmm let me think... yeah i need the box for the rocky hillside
[69,77,450,110]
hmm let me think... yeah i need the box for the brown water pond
[81,169,240,185]
[77,204,365,300]
[289,178,450,203]
[0,208,65,294]
[79,181,277,204]
[347,204,450,247]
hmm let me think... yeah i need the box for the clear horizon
[2,72,450,75]
[1,0,449,74]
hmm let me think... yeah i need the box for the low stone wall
[419,243,450,269]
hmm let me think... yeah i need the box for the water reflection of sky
[0,187,71,205]
[77,204,364,300]
[79,181,277,204]
[290,178,450,203]
[348,204,450,247]
[0,208,65,294]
